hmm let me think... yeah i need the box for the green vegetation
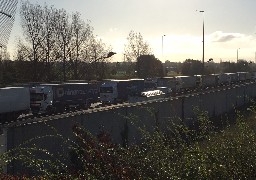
[0,106,256,179]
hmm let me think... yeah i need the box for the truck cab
[99,81,118,104]
[30,86,54,114]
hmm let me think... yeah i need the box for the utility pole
[199,10,205,75]
[162,35,166,61]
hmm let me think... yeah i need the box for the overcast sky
[7,0,256,62]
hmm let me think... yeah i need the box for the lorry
[195,74,218,88]
[144,78,157,90]
[175,75,197,92]
[237,72,251,81]
[128,79,145,96]
[30,83,96,114]
[225,73,238,84]
[157,77,176,94]
[216,73,229,85]
[100,79,145,104]
[0,87,30,123]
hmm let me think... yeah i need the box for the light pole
[255,51,256,64]
[162,35,166,61]
[237,48,240,63]
[198,10,205,74]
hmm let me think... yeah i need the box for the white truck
[195,74,218,88]
[100,79,146,104]
[157,77,176,94]
[0,87,30,123]
[237,72,251,81]
[216,73,230,85]
[30,83,95,114]
[225,73,238,84]
[175,75,197,92]
[100,80,133,104]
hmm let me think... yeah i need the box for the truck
[237,72,251,81]
[128,79,145,96]
[216,73,229,85]
[0,87,30,123]
[100,79,142,104]
[195,74,218,88]
[175,75,197,92]
[157,77,176,94]
[144,78,157,90]
[225,73,238,84]
[30,83,96,114]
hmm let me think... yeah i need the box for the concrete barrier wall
[5,82,256,174]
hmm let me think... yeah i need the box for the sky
[6,0,256,63]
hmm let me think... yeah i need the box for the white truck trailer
[175,75,197,92]
[195,74,218,88]
[100,80,133,104]
[30,83,96,114]
[0,87,30,123]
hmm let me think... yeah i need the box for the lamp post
[198,10,205,74]
[255,51,256,64]
[162,35,166,61]
[237,48,240,63]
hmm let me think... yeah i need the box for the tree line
[1,0,255,87]
[0,0,153,86]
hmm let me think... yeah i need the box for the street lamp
[237,48,240,63]
[255,51,256,64]
[162,35,166,61]
[198,10,205,74]
[105,51,116,58]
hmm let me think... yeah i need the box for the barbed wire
[0,0,18,48]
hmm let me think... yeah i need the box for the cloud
[210,31,243,42]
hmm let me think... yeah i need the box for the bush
[1,106,256,179]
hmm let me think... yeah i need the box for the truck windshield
[30,93,44,101]
[100,87,113,93]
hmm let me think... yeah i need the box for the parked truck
[195,74,218,88]
[128,79,145,96]
[226,73,238,84]
[100,79,145,104]
[0,87,30,123]
[216,73,230,85]
[157,77,176,94]
[237,72,251,81]
[30,83,96,114]
[175,75,197,92]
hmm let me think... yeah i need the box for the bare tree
[17,1,112,82]
[41,5,60,81]
[84,37,113,79]
[53,9,74,81]
[20,1,46,81]
[124,30,152,62]
[69,12,93,79]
